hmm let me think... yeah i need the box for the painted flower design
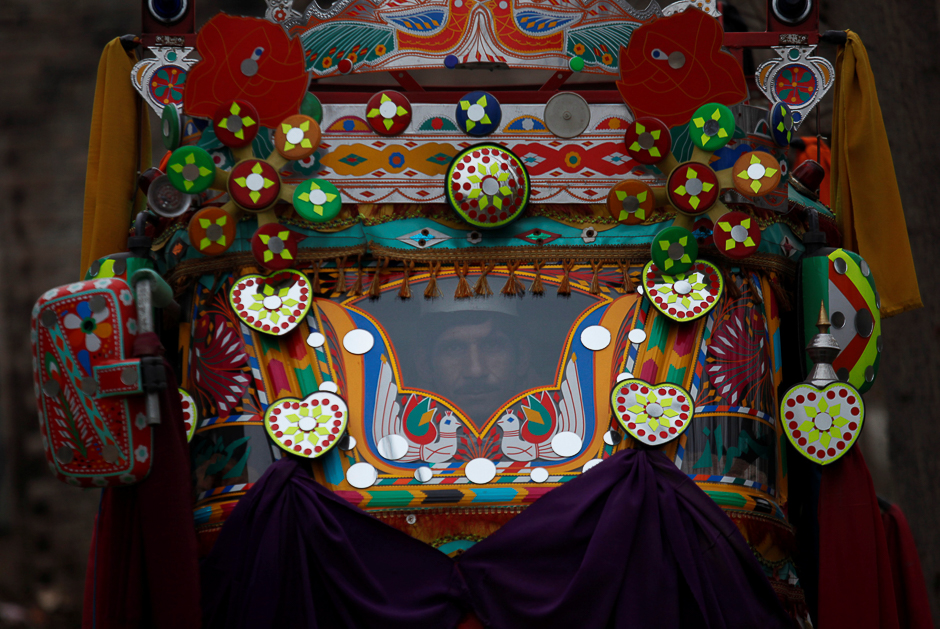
[135,446,149,463]
[775,65,817,105]
[367,93,408,131]
[191,313,250,416]
[691,105,730,146]
[64,301,112,353]
[465,160,514,211]
[127,318,137,334]
[233,162,276,205]
[248,284,300,325]
[736,154,779,194]
[616,188,648,221]
[258,230,294,264]
[216,101,257,142]
[296,182,336,217]
[459,94,493,132]
[628,389,680,431]
[655,272,707,310]
[119,290,133,305]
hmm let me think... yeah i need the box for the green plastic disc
[293,179,341,223]
[688,103,735,152]
[166,146,216,194]
[569,56,585,72]
[651,225,698,275]
[301,93,324,124]
[161,104,181,151]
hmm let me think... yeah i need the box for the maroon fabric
[882,503,934,629]
[83,335,200,629]
[818,447,899,629]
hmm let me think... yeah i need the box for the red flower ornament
[616,8,747,129]
[183,14,309,128]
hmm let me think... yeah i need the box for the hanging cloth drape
[80,38,150,278]
[831,30,921,317]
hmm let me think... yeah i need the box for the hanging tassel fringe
[398,261,414,299]
[617,261,636,294]
[589,259,603,295]
[335,257,348,293]
[531,261,545,295]
[424,262,442,299]
[724,268,741,300]
[474,262,495,296]
[311,261,322,294]
[454,262,472,299]
[501,261,525,296]
[743,272,763,306]
[768,272,792,312]
[558,260,575,295]
[348,255,364,297]
[369,257,389,298]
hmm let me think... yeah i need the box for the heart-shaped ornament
[611,379,693,446]
[179,388,198,442]
[781,382,864,465]
[230,270,312,336]
[642,260,723,322]
[264,391,349,458]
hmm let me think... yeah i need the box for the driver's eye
[439,341,464,356]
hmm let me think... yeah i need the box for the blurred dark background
[0,0,937,626]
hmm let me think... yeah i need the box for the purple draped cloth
[201,449,791,629]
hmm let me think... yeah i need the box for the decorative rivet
[40,310,58,329]
[120,366,138,386]
[81,377,98,396]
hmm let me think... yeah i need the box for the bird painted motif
[496,357,586,461]
[372,358,463,463]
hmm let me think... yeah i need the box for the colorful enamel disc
[366,90,412,136]
[607,180,654,225]
[188,206,237,256]
[447,144,530,228]
[166,146,216,194]
[264,391,349,458]
[250,223,304,271]
[293,179,342,223]
[782,382,864,465]
[624,117,671,165]
[688,103,735,151]
[275,115,321,161]
[161,104,181,151]
[667,162,719,215]
[213,100,259,148]
[230,270,312,336]
[228,159,281,212]
[642,260,724,322]
[769,102,795,147]
[714,211,761,259]
[456,91,501,137]
[651,226,698,274]
[733,152,781,197]
[178,388,198,442]
[611,379,693,446]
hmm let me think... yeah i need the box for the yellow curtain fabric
[831,31,922,317]
[80,38,151,279]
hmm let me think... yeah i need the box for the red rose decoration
[184,14,309,128]
[616,8,747,129]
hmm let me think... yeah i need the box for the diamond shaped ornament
[230,270,312,336]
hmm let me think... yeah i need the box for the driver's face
[429,318,522,420]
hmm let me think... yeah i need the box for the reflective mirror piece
[377,434,409,460]
[346,462,378,489]
[307,332,326,348]
[580,325,611,351]
[583,458,604,472]
[465,457,497,484]
[343,329,375,355]
[338,434,356,450]
[604,429,623,446]
[414,466,433,483]
[543,92,591,138]
[615,372,633,383]
[550,431,583,457]
[318,381,339,393]
[628,329,647,344]
[529,467,550,483]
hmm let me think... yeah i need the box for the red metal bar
[723,31,819,48]
[389,70,425,92]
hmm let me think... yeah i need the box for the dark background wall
[0,0,936,626]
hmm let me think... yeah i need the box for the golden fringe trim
[369,257,389,298]
[530,261,545,295]
[474,262,495,296]
[768,271,792,312]
[501,261,525,296]
[348,255,364,297]
[398,261,414,299]
[558,260,575,295]
[589,259,603,295]
[335,256,348,293]
[424,262,442,299]
[724,268,741,300]
[454,262,472,299]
